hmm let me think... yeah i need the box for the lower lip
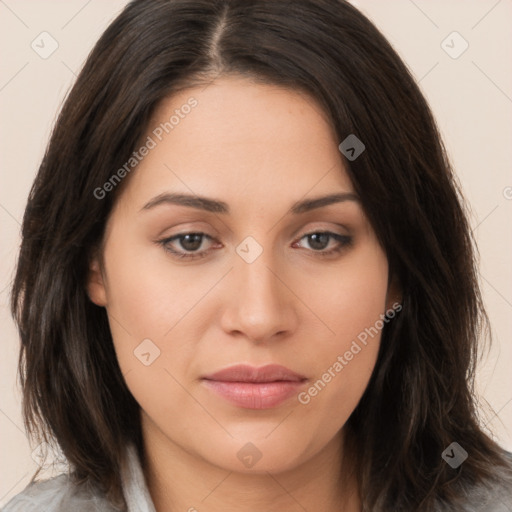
[201,379,305,409]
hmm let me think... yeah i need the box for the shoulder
[457,451,512,512]
[1,473,119,512]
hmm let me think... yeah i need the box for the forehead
[121,75,354,208]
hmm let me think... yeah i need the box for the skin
[87,75,400,512]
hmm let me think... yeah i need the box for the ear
[86,251,107,307]
[385,272,402,311]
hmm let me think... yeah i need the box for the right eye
[158,232,219,260]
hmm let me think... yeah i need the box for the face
[88,75,398,474]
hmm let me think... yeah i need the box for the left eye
[294,232,352,253]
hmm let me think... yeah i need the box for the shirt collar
[121,444,157,512]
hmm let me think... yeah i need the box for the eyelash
[157,231,353,260]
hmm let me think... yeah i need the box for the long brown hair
[11,0,511,509]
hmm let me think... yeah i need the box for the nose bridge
[239,254,279,305]
[221,239,296,341]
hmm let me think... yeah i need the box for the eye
[293,231,352,257]
[157,230,352,261]
[158,232,218,260]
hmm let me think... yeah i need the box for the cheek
[100,233,218,402]
[101,236,203,345]
[296,244,388,412]
[297,305,383,437]
[305,242,389,343]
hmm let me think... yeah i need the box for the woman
[5,0,512,510]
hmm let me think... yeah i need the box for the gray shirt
[2,445,155,512]
[2,446,512,511]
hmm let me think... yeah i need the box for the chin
[193,429,321,475]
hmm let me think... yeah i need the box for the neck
[141,415,361,512]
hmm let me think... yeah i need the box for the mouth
[201,364,308,409]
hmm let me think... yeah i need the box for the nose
[219,250,298,344]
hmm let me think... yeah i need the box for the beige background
[1,0,511,505]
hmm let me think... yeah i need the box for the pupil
[181,234,202,251]
[309,233,329,250]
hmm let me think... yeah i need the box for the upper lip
[202,364,307,383]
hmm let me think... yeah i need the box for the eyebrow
[140,192,360,215]
[141,192,228,213]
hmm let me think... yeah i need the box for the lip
[201,364,307,409]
